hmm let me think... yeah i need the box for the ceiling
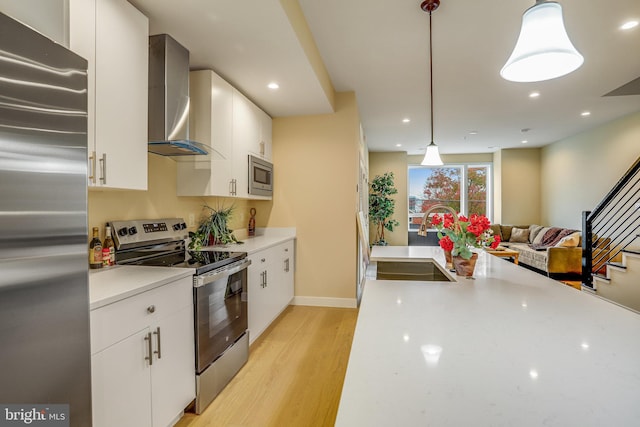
[129,0,640,155]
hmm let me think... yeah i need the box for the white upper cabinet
[69,0,148,190]
[177,70,233,197]
[0,0,68,45]
[177,69,272,199]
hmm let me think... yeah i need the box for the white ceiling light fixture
[620,20,639,30]
[267,82,279,89]
[420,0,444,166]
[501,1,584,83]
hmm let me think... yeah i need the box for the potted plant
[430,211,500,277]
[369,172,400,246]
[189,204,243,250]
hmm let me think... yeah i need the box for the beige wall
[495,148,541,225]
[88,154,269,239]
[541,111,640,229]
[268,92,360,301]
[369,152,408,246]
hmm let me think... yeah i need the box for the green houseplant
[369,172,400,246]
[189,204,243,250]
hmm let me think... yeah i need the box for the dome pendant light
[501,0,584,82]
[421,0,443,166]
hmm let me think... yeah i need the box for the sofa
[490,224,583,279]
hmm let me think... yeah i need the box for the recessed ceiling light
[267,82,279,90]
[402,118,410,123]
[396,143,402,147]
[469,130,478,135]
[620,20,639,30]
[529,91,540,98]
[521,140,528,144]
[581,111,591,117]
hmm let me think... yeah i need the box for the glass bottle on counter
[102,225,115,267]
[89,227,103,269]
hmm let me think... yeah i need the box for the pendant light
[421,0,444,166]
[501,0,584,82]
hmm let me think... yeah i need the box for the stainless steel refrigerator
[0,12,92,426]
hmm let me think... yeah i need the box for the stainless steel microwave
[248,155,273,197]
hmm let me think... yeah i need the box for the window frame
[408,162,493,229]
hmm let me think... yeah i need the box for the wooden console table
[485,248,519,265]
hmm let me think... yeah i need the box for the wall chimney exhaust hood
[148,34,209,156]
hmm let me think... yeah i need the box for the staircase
[582,157,640,312]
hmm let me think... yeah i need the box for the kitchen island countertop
[336,246,640,426]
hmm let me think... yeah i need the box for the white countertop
[205,227,296,254]
[336,246,640,426]
[89,266,194,310]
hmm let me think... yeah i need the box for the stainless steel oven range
[110,218,251,414]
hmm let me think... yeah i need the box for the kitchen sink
[375,260,454,282]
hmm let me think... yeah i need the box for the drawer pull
[147,305,156,314]
[144,332,153,366]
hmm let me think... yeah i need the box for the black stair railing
[582,156,640,289]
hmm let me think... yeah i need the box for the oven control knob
[180,222,187,230]
[118,227,128,237]
[128,226,137,235]
[172,223,181,231]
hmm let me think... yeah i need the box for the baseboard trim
[291,296,358,308]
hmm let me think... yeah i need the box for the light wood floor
[176,305,358,427]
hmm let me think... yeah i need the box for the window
[409,164,492,229]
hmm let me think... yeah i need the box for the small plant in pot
[189,204,243,250]
[369,172,400,246]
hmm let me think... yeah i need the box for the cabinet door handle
[261,258,266,263]
[99,153,107,184]
[153,327,162,360]
[144,332,153,366]
[88,151,96,184]
[147,305,155,314]
[264,270,268,287]
[284,258,289,272]
[233,179,237,195]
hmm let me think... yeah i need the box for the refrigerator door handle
[153,327,162,360]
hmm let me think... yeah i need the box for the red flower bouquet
[431,213,500,259]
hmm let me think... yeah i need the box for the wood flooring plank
[175,305,358,427]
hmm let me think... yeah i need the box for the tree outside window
[409,164,491,229]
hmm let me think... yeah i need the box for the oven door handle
[194,258,252,287]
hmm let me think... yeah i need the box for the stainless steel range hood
[148,34,209,156]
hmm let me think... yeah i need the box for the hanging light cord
[429,10,434,144]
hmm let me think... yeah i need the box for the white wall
[541,111,640,229]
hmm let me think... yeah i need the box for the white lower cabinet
[90,276,195,427]
[247,240,295,344]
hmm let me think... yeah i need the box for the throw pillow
[510,227,530,243]
[555,232,581,248]
[529,225,545,244]
[490,224,502,241]
[532,227,551,245]
[500,225,529,242]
